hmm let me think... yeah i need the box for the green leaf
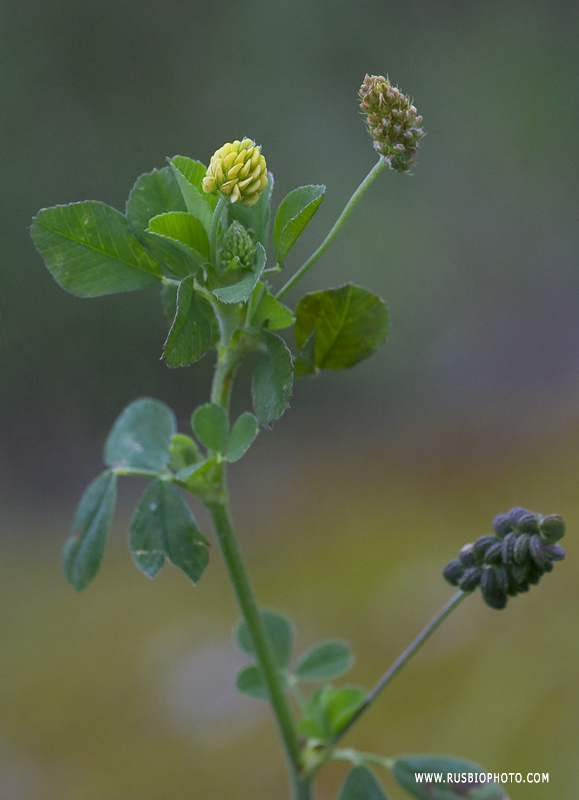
[326,686,366,732]
[130,479,209,583]
[163,276,213,367]
[228,172,274,248]
[295,284,389,371]
[125,167,193,279]
[226,413,259,462]
[212,243,266,304]
[392,756,509,800]
[173,459,221,503]
[235,664,268,699]
[251,287,295,330]
[191,403,230,453]
[148,211,210,266]
[104,398,176,471]
[335,766,389,800]
[169,433,203,472]
[273,184,325,265]
[294,640,355,682]
[62,470,117,592]
[170,156,216,236]
[252,329,293,427]
[31,201,163,297]
[235,609,294,668]
[161,282,178,322]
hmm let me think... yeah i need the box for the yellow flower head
[202,139,268,207]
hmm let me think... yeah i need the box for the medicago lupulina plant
[30,75,566,800]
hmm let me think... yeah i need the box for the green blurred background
[1,0,578,797]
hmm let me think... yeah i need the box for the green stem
[210,196,227,267]
[332,590,468,744]
[275,157,388,300]
[208,503,309,799]
[331,748,394,771]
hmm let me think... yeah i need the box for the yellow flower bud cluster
[359,74,424,173]
[202,139,268,207]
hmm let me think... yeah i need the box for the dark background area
[1,1,578,798]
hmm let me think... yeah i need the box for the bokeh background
[1,0,578,798]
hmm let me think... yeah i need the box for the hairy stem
[275,157,388,300]
[332,590,468,743]
[209,196,227,267]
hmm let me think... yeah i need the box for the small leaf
[295,284,389,371]
[170,156,216,236]
[31,202,163,297]
[191,403,230,453]
[298,686,334,740]
[104,398,176,471]
[126,166,193,279]
[392,756,509,800]
[226,413,259,462]
[273,184,325,264]
[252,330,293,427]
[251,287,295,330]
[163,276,213,368]
[212,243,266,304]
[130,479,209,583]
[173,459,221,503]
[169,433,203,472]
[62,470,117,591]
[148,211,209,266]
[235,609,294,668]
[294,640,355,682]
[335,766,389,800]
[326,687,366,733]
[228,172,274,248]
[235,664,268,699]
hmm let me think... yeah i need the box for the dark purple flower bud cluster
[443,508,566,610]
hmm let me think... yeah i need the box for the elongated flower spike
[443,507,567,609]
[202,138,268,207]
[359,74,424,172]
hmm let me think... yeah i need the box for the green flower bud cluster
[359,74,424,173]
[202,138,268,207]
[219,221,256,272]
[443,507,566,610]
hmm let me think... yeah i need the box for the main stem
[332,590,468,743]
[207,345,312,800]
[275,157,388,301]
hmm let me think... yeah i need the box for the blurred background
[1,0,578,797]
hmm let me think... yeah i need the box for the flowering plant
[30,75,565,800]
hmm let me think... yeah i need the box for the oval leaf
[392,756,509,800]
[126,167,193,279]
[130,479,209,583]
[295,284,389,371]
[327,686,366,733]
[191,403,230,453]
[31,201,162,297]
[250,287,295,331]
[226,412,259,463]
[294,639,355,682]
[62,470,117,592]
[235,609,294,668]
[235,664,268,699]
[274,184,325,264]
[170,156,216,236]
[336,766,389,800]
[252,330,293,427]
[104,398,176,471]
[149,211,209,264]
[212,243,266,304]
[163,277,213,368]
